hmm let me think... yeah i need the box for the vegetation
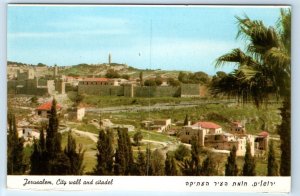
[94,130,114,175]
[133,130,143,146]
[7,112,25,174]
[268,140,279,176]
[64,131,85,175]
[178,71,210,84]
[225,146,239,176]
[242,142,256,176]
[211,9,291,176]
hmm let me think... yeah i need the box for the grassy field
[90,102,282,136]
[81,95,210,107]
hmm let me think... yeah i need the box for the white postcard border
[7,176,291,193]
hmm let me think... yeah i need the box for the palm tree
[211,9,291,176]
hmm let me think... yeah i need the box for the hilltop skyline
[8,5,283,75]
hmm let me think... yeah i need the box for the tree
[151,149,165,176]
[45,98,70,175]
[145,145,152,175]
[136,147,147,175]
[155,76,163,86]
[114,129,134,175]
[30,128,47,175]
[190,136,201,175]
[242,142,256,176]
[201,154,217,176]
[121,74,130,80]
[178,72,188,83]
[174,144,190,161]
[225,145,239,176]
[133,130,143,146]
[64,131,85,175]
[268,140,279,176]
[167,78,180,87]
[94,129,114,175]
[184,114,189,126]
[106,69,120,78]
[212,9,291,176]
[144,79,156,86]
[139,71,144,86]
[165,152,179,176]
[192,71,210,84]
[7,112,25,175]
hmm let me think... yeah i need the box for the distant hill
[7,61,199,80]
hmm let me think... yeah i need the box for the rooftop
[82,78,109,82]
[36,101,62,111]
[258,131,269,137]
[192,121,221,129]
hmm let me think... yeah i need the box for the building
[141,119,172,132]
[36,101,62,118]
[255,131,269,151]
[67,107,85,121]
[178,121,255,156]
[230,121,246,134]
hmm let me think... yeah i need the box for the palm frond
[215,48,251,68]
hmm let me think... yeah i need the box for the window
[186,132,189,135]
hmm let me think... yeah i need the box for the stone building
[36,101,62,118]
[178,121,256,156]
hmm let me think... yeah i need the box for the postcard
[6,4,291,192]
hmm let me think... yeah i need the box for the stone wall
[8,79,48,96]
[78,83,202,98]
[180,83,200,97]
[134,86,180,97]
[78,83,124,96]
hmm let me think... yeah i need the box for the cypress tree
[7,113,24,175]
[30,128,48,174]
[136,147,147,175]
[123,129,134,175]
[268,140,279,176]
[201,155,216,176]
[139,71,143,86]
[242,142,256,176]
[30,139,41,175]
[190,136,201,175]
[64,131,85,175]
[278,98,291,176]
[165,152,179,176]
[184,114,189,126]
[94,129,114,175]
[114,129,126,175]
[151,149,165,176]
[225,145,239,176]
[145,145,152,176]
[45,98,70,175]
[106,130,114,174]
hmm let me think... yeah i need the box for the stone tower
[53,64,58,77]
[108,53,111,65]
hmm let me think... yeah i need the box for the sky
[7,5,284,75]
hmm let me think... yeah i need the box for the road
[86,100,236,114]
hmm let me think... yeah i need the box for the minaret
[108,53,112,65]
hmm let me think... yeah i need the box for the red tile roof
[36,101,62,111]
[192,121,221,129]
[82,78,109,82]
[258,131,269,137]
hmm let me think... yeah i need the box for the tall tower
[108,53,112,65]
[53,64,58,77]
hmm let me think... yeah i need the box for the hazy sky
[7,5,283,75]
